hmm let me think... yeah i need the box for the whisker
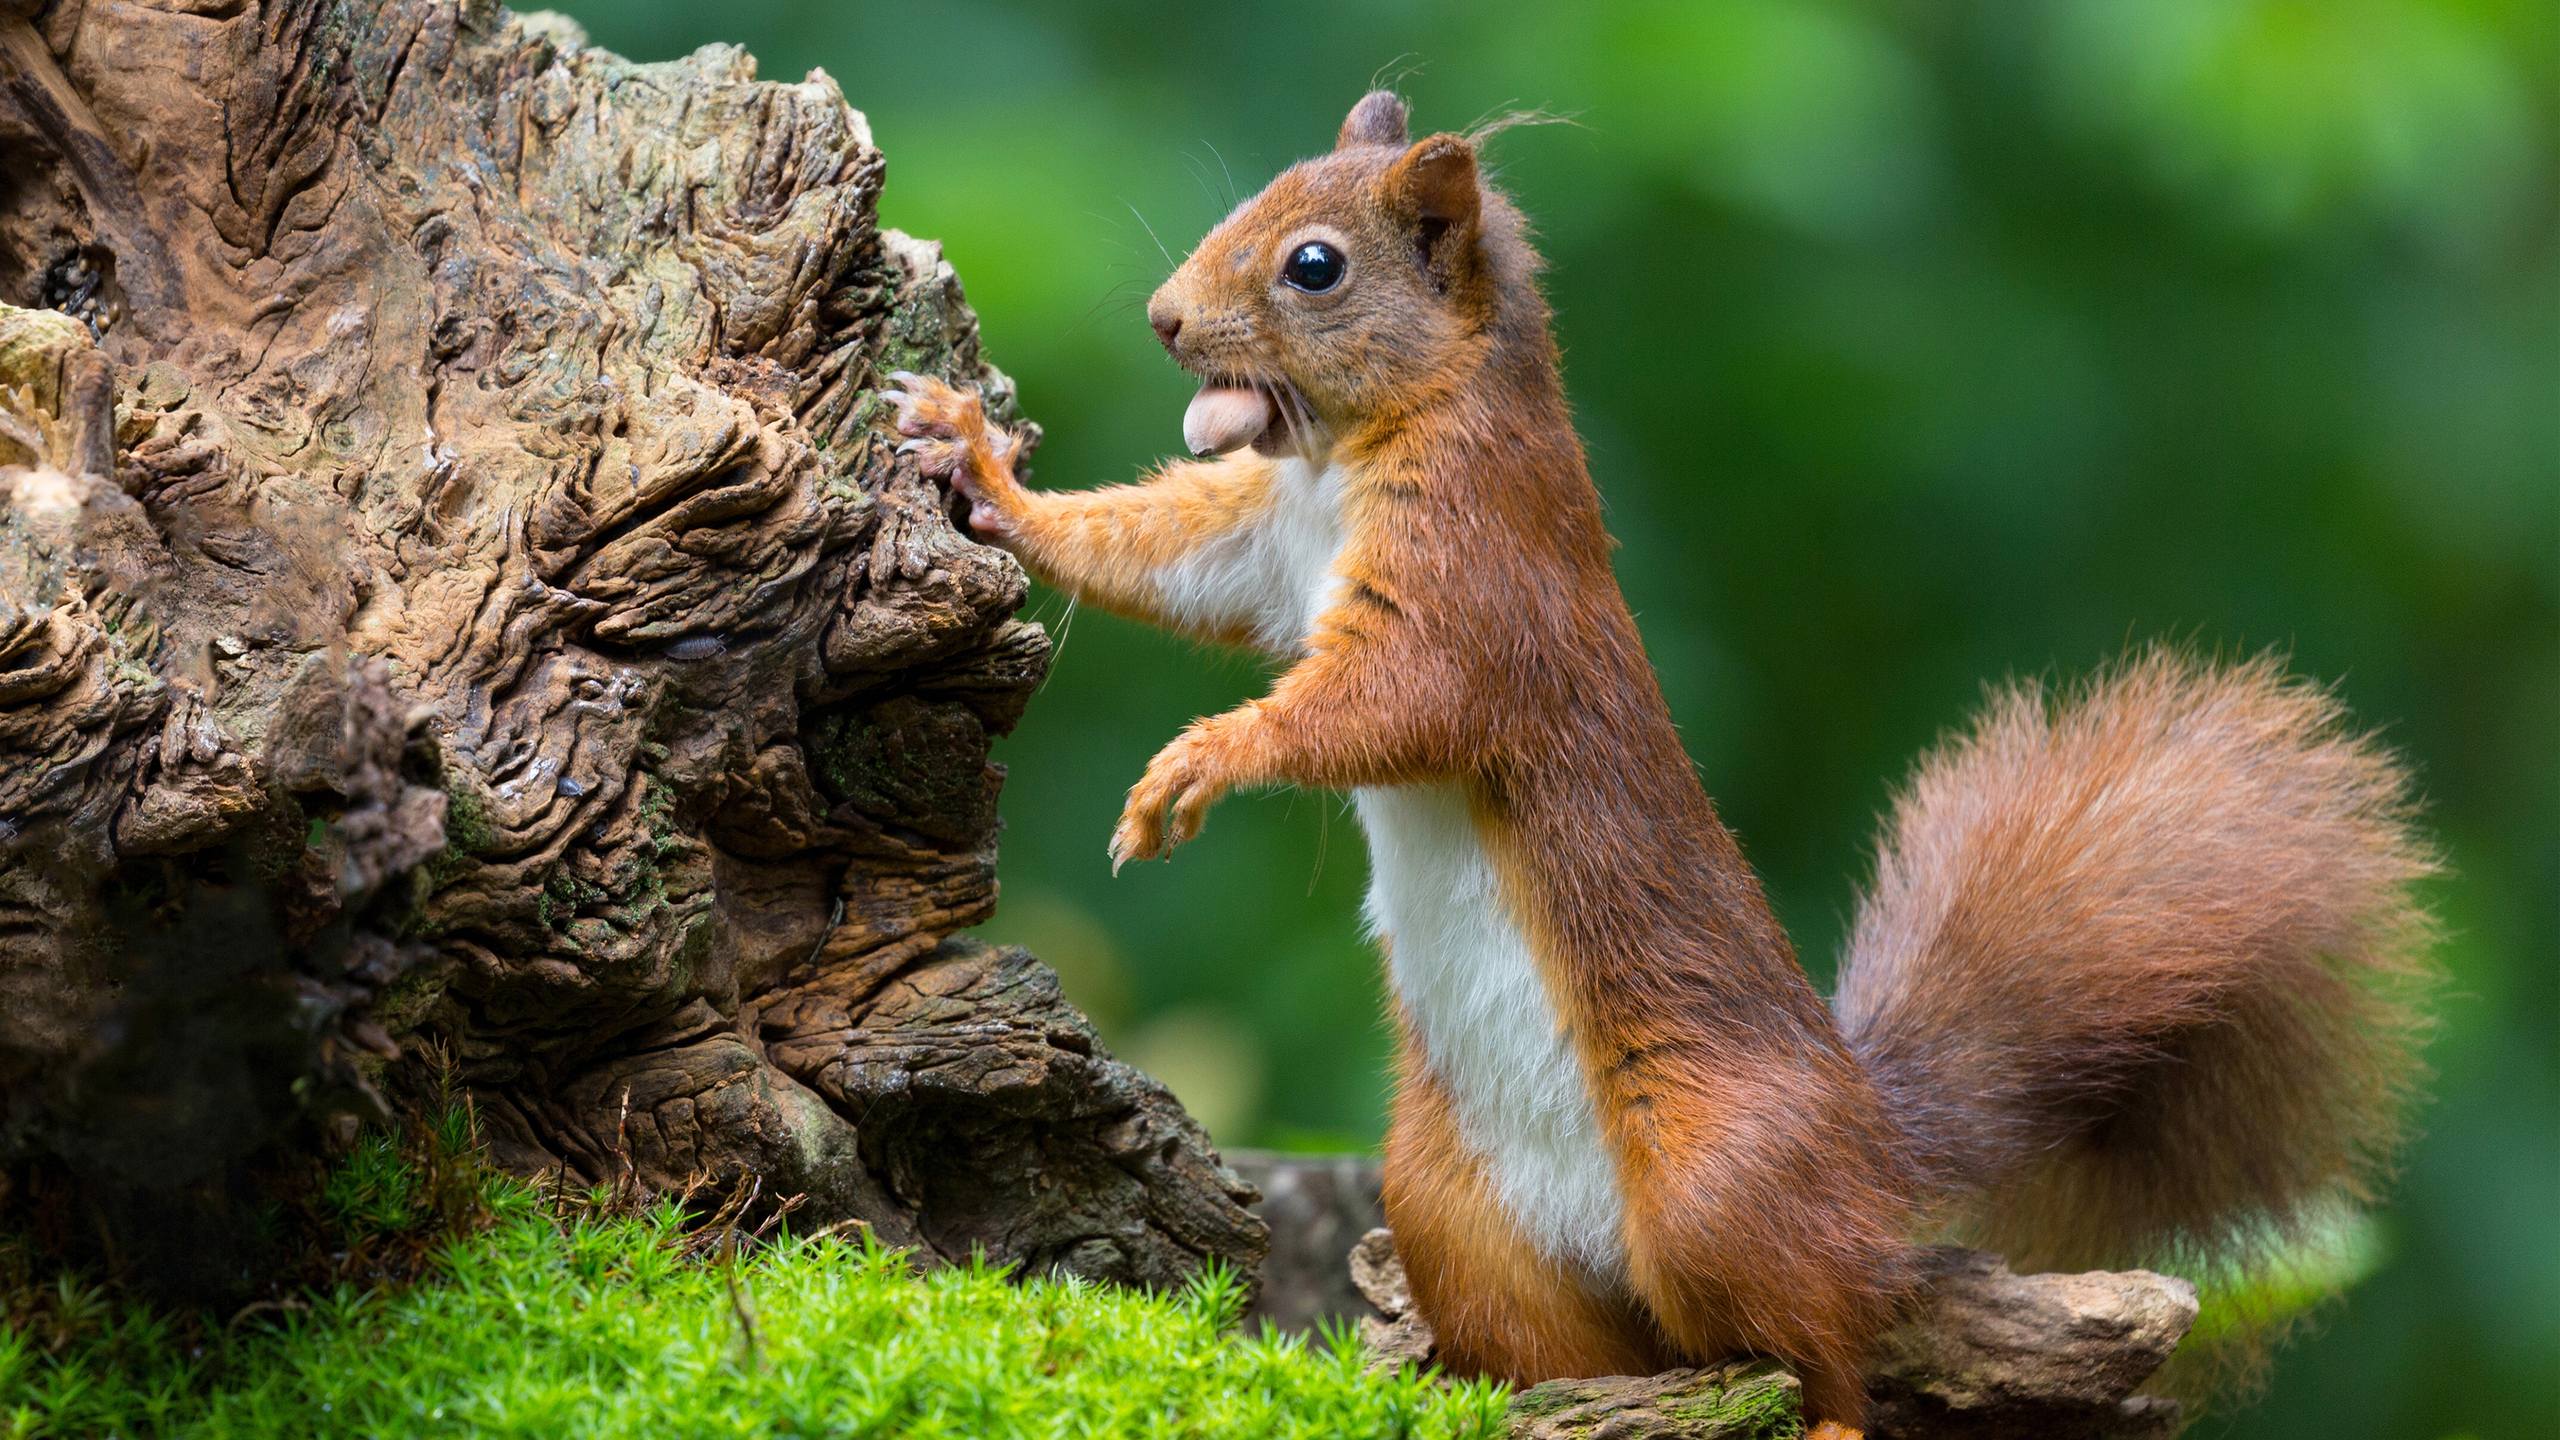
[1080,211,1171,265]
[1124,200,1176,270]
[1180,151,1227,213]
[1040,594,1080,688]
[1282,383,1317,458]
[1307,791,1328,896]
[1272,385,1300,457]
[1200,140,1239,208]
[1067,307,1145,339]
[1077,282,1152,320]
[1068,277,1159,337]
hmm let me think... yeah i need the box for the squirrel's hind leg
[1605,1056,1912,1435]
[1382,1057,1665,1383]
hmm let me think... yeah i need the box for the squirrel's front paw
[1108,726,1230,874]
[883,371,1020,540]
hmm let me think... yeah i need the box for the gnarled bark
[1344,1227,2193,1439]
[0,0,1258,1297]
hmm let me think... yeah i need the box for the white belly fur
[1357,784,1629,1279]
[1154,452,1625,1272]
[1153,457,1346,654]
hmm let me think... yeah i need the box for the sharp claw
[896,437,928,454]
[887,369,924,387]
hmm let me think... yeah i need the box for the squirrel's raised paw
[884,370,978,438]
[882,370,988,476]
[882,371,1021,539]
[1108,725,1231,874]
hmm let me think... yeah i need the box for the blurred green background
[561,2,2553,1433]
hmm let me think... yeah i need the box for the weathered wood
[1229,1148,1387,1332]
[0,0,1258,1297]
[1507,1362,1809,1440]
[1343,1210,2194,1439]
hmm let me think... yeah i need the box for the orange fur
[1383,1024,1670,1380]
[886,91,2439,1431]
[1834,652,2440,1278]
[891,379,1282,647]
[1005,461,1278,645]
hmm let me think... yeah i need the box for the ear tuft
[1337,90,1410,150]
[1384,133,1479,227]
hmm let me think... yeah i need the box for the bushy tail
[1834,649,2438,1287]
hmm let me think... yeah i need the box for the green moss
[1,1175,1512,1440]
[807,710,864,800]
[367,949,450,1032]
[415,782,497,912]
[877,292,957,379]
[542,868,608,914]
[634,776,681,859]
[1663,1362,1805,1439]
[1505,1386,1567,1419]
[240,797,312,885]
[1511,1361,1802,1440]
[441,785,494,856]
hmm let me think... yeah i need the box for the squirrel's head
[1149,91,1510,460]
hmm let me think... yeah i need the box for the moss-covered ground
[1,1128,1508,1439]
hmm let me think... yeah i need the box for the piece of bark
[0,1,1259,1297]
[1229,1148,1387,1332]
[1509,1362,1807,1440]
[1861,1249,2194,1439]
[1350,1224,1438,1371]
[1347,1225,2196,1439]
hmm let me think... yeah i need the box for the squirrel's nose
[1149,302,1183,355]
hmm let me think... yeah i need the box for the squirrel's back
[1835,649,2438,1298]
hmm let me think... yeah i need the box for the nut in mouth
[1181,373,1317,459]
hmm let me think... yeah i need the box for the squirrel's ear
[1384,133,1480,229]
[1337,90,1409,150]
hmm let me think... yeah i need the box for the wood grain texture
[0,0,1257,1297]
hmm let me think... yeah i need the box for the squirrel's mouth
[1182,375,1316,459]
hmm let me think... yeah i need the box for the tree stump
[0,0,1260,1298]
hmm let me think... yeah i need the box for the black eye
[1281,241,1345,293]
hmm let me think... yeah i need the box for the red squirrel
[886,90,2437,1436]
